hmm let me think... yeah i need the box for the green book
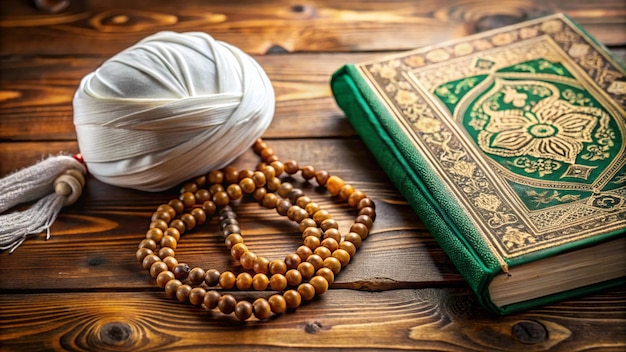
[331,13,626,315]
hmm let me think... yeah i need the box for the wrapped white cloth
[73,31,274,191]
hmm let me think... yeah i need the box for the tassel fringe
[0,155,86,253]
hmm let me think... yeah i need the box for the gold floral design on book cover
[359,15,626,258]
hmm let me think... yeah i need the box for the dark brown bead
[297,283,316,301]
[150,261,169,278]
[288,188,305,204]
[358,197,375,209]
[188,267,206,285]
[156,270,175,288]
[276,199,291,216]
[195,188,212,203]
[180,213,196,231]
[269,274,288,291]
[168,199,185,214]
[176,284,192,302]
[359,206,376,221]
[356,214,374,229]
[236,272,253,290]
[283,290,302,309]
[136,247,153,262]
[350,222,369,239]
[142,254,160,270]
[202,200,217,216]
[253,138,267,153]
[193,175,206,186]
[218,294,237,314]
[173,263,191,280]
[314,170,329,186]
[209,183,224,195]
[222,224,240,237]
[269,259,287,275]
[268,294,287,314]
[284,253,301,269]
[253,298,272,320]
[301,165,315,180]
[164,279,182,298]
[223,166,239,184]
[204,290,221,309]
[207,170,224,184]
[180,182,198,194]
[204,269,221,287]
[189,287,206,306]
[151,211,171,224]
[235,300,253,321]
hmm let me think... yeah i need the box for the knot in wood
[511,320,548,344]
[100,322,132,346]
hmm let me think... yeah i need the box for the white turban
[73,31,274,191]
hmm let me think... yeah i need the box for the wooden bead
[252,273,269,291]
[321,218,339,231]
[156,271,175,288]
[204,290,221,309]
[150,261,169,278]
[151,211,171,224]
[350,222,369,239]
[326,176,345,196]
[323,228,341,243]
[302,226,322,240]
[262,193,279,209]
[164,227,181,241]
[235,301,253,321]
[158,247,175,259]
[146,228,164,243]
[180,182,198,194]
[238,169,254,181]
[253,187,267,202]
[340,240,357,258]
[306,254,324,271]
[344,232,362,248]
[297,262,316,280]
[299,218,317,232]
[260,165,276,181]
[304,202,321,216]
[218,294,237,314]
[283,290,302,309]
[315,170,329,186]
[179,192,196,209]
[276,199,291,216]
[225,233,244,249]
[323,257,342,274]
[219,271,236,289]
[223,166,239,184]
[164,279,182,298]
[142,254,160,270]
[313,210,331,224]
[297,283,316,301]
[251,171,266,187]
[202,200,217,216]
[189,287,206,306]
[277,182,293,198]
[213,191,230,207]
[295,245,313,261]
[270,161,284,176]
[207,170,224,184]
[236,272,253,290]
[136,247,153,262]
[253,257,270,274]
[283,160,299,175]
[268,294,287,314]
[191,208,207,225]
[314,246,332,259]
[168,199,184,214]
[239,177,256,194]
[348,190,367,208]
[269,260,287,275]
[162,256,178,270]
[301,165,315,180]
[321,238,339,252]
[269,274,288,291]
[176,284,192,302]
[240,251,257,270]
[355,214,373,230]
[253,298,272,320]
[303,235,321,250]
[139,239,157,251]
[180,213,196,231]
[339,184,355,201]
[149,219,168,231]
[316,267,335,285]
[332,249,351,267]
[309,275,329,295]
[160,235,177,250]
[285,269,303,286]
[173,263,190,280]
[157,204,176,219]
[230,243,248,261]
[284,253,301,269]
[266,176,281,192]
[195,189,211,203]
[204,269,221,287]
[188,267,206,285]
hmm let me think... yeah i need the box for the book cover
[331,13,626,315]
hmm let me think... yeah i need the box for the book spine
[331,64,505,314]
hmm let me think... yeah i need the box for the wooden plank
[1,286,625,351]
[0,0,624,56]
[0,138,461,291]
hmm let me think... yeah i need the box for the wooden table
[1,1,625,351]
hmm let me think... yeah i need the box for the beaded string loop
[135,139,376,321]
